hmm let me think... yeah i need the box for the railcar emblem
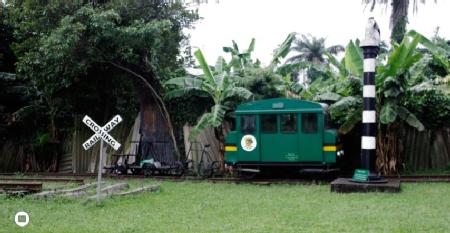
[241,134,257,152]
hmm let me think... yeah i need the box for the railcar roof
[235,98,323,114]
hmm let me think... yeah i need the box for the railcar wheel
[239,170,257,179]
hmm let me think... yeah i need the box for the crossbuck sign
[82,114,122,204]
[82,115,122,151]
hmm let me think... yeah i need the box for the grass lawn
[1,180,450,233]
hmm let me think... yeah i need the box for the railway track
[1,173,450,184]
[0,181,43,194]
[0,177,84,183]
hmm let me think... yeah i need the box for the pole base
[351,169,387,183]
[351,172,387,183]
[331,178,400,193]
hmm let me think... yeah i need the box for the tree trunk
[107,62,180,159]
[376,123,400,175]
[214,125,225,170]
[390,0,410,43]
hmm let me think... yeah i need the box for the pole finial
[361,17,380,47]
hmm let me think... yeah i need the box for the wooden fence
[400,127,450,171]
[1,121,448,173]
[59,115,140,173]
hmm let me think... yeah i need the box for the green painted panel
[224,132,238,164]
[237,115,260,162]
[324,152,336,163]
[324,129,337,144]
[225,98,339,165]
[236,98,323,114]
[260,114,300,162]
[298,113,323,162]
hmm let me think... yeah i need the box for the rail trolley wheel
[131,168,141,175]
[143,164,155,177]
[173,161,185,176]
[115,164,127,175]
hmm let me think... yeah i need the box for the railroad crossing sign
[82,114,122,205]
[82,115,122,151]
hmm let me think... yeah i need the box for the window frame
[280,113,298,134]
[301,113,318,134]
[260,114,278,134]
[240,114,256,134]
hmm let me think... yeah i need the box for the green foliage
[35,132,50,146]
[5,0,198,143]
[344,40,363,77]
[286,34,344,65]
[165,49,252,140]
[405,89,450,129]
[278,34,344,84]
[380,102,398,124]
[237,67,284,100]
[406,30,449,72]
[2,181,450,232]
[303,30,450,133]
[223,38,258,72]
[271,32,296,65]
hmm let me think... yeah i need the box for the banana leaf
[380,102,397,124]
[344,40,363,77]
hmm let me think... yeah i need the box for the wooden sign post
[82,115,122,204]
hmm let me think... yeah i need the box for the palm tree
[286,34,344,65]
[284,34,343,83]
[363,0,437,43]
[164,49,252,164]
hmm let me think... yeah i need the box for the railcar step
[299,168,339,173]
[237,168,260,173]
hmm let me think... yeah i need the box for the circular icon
[15,211,29,227]
[241,134,257,152]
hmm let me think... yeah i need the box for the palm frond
[327,45,345,54]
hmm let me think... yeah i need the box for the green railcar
[225,98,342,172]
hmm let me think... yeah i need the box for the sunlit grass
[1,180,450,233]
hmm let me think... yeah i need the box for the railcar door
[260,113,300,162]
[298,112,323,162]
[238,114,260,162]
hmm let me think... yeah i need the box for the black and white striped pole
[353,17,385,183]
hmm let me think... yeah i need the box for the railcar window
[302,113,318,133]
[241,115,256,133]
[261,114,277,133]
[281,113,297,133]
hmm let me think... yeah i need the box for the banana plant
[271,32,297,66]
[377,32,428,130]
[164,49,252,143]
[222,38,260,73]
